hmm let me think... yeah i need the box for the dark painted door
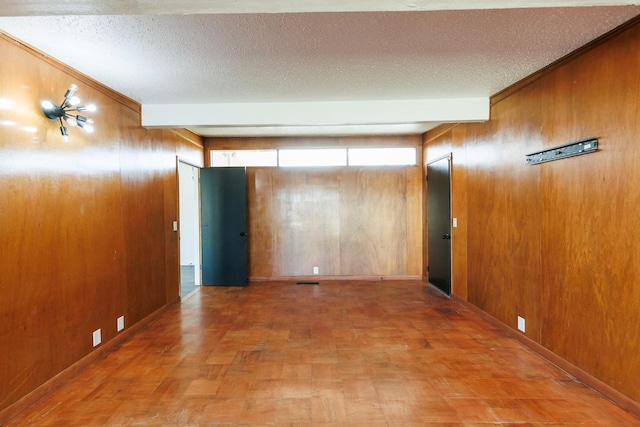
[201,167,248,286]
[427,157,452,296]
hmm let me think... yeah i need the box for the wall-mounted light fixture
[41,84,96,141]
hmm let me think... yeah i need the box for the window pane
[348,147,417,166]
[278,148,347,167]
[210,150,278,167]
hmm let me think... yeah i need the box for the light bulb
[65,116,78,126]
[41,100,55,110]
[84,125,95,133]
[63,84,78,101]
[85,104,97,112]
[68,96,81,106]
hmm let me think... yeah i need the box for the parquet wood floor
[6,281,640,426]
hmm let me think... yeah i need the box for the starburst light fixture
[41,84,96,141]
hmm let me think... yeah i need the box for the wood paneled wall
[424,19,640,404]
[205,136,423,279]
[0,34,204,413]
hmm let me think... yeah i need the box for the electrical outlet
[92,329,102,347]
[313,266,319,275]
[517,316,526,333]
[117,316,125,332]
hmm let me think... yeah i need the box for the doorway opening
[178,160,201,298]
[426,155,452,296]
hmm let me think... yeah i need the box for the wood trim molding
[0,300,179,425]
[249,275,422,282]
[452,295,640,419]
[169,128,204,149]
[491,14,640,106]
[0,31,140,114]
[422,123,459,144]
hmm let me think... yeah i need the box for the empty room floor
[6,281,640,426]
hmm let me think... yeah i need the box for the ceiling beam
[1,0,639,16]
[141,98,489,137]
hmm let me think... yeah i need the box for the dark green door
[201,167,248,286]
[427,156,452,296]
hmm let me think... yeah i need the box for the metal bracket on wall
[525,137,598,165]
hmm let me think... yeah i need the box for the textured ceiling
[1,2,639,137]
[1,0,640,15]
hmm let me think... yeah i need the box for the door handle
[442,234,451,240]
[239,232,247,237]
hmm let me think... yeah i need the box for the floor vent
[296,281,319,285]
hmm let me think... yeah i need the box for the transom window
[210,149,278,167]
[210,147,417,168]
